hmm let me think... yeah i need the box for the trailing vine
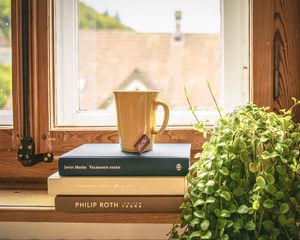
[168,98,300,239]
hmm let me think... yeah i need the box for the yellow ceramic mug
[114,90,169,153]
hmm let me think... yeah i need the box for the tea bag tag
[134,135,150,153]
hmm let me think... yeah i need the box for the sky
[81,0,220,33]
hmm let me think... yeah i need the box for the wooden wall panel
[252,0,274,108]
[252,0,300,121]
[273,0,300,121]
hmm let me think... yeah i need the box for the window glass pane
[0,0,12,111]
[78,0,220,111]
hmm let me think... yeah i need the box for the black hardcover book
[58,143,191,176]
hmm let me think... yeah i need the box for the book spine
[48,176,187,195]
[55,195,184,213]
[58,157,189,176]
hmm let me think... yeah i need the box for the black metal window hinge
[18,0,53,166]
[18,137,53,166]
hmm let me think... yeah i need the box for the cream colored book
[48,172,187,195]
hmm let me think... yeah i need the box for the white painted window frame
[0,109,13,126]
[54,0,249,127]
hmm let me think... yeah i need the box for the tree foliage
[0,64,12,109]
[79,2,131,30]
[0,0,11,109]
[0,0,11,39]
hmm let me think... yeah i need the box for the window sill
[0,190,180,223]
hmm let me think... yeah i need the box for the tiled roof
[79,30,220,110]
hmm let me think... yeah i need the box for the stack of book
[48,143,191,213]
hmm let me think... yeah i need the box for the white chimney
[174,11,182,41]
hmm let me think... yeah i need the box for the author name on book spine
[63,165,121,170]
[75,201,142,209]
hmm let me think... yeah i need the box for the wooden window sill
[0,191,180,223]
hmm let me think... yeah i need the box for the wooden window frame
[0,0,23,178]
[0,0,299,186]
[0,0,22,152]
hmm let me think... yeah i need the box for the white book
[48,172,187,195]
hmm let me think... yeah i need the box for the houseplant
[168,96,300,239]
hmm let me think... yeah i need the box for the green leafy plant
[169,96,300,239]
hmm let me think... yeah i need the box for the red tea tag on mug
[134,135,150,153]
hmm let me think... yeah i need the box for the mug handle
[152,100,169,135]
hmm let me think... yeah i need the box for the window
[55,0,249,127]
[0,0,12,126]
[0,0,295,180]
